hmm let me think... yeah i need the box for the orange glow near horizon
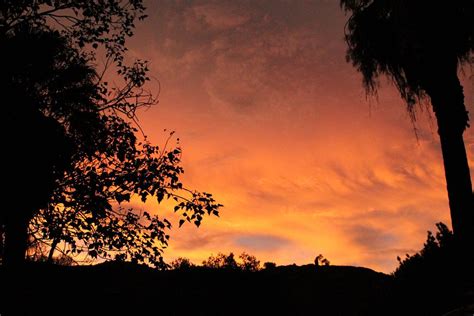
[123,0,473,273]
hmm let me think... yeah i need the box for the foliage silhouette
[238,252,261,272]
[27,131,221,268]
[314,254,331,267]
[263,261,277,270]
[393,222,474,315]
[201,252,261,271]
[5,248,472,315]
[340,0,474,246]
[2,260,396,316]
[0,1,222,267]
[0,0,147,78]
[0,0,149,266]
[202,252,239,270]
[169,257,195,270]
[394,222,455,279]
[2,26,98,267]
[27,251,75,267]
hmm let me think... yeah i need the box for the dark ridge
[3,262,393,316]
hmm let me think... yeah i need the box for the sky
[121,0,473,273]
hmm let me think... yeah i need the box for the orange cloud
[123,0,474,273]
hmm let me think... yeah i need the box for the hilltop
[3,257,473,316]
[0,262,402,316]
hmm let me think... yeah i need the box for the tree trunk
[3,213,31,267]
[429,73,474,248]
[0,220,4,262]
[47,238,60,263]
[3,100,73,267]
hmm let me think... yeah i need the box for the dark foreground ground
[2,262,473,316]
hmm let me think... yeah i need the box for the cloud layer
[127,0,474,272]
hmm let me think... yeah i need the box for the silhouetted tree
[27,245,75,266]
[393,222,473,314]
[202,252,239,270]
[238,252,261,272]
[202,252,262,271]
[0,0,148,267]
[2,27,97,267]
[170,257,195,270]
[0,2,222,267]
[314,254,330,267]
[394,223,455,279]
[263,262,277,270]
[340,1,474,246]
[26,130,221,268]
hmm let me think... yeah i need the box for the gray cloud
[139,0,354,113]
[348,225,398,251]
[234,233,292,251]
[171,231,230,251]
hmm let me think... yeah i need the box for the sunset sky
[122,0,473,272]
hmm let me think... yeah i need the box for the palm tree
[340,0,473,246]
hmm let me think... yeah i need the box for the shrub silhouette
[263,262,277,270]
[202,252,239,270]
[170,257,195,270]
[238,252,261,272]
[314,254,330,267]
[393,222,474,314]
[394,222,455,278]
[202,252,261,271]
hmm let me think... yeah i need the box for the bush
[202,253,239,270]
[238,252,260,272]
[170,257,195,270]
[202,252,261,271]
[314,254,330,267]
[263,262,277,270]
[393,222,474,315]
[394,222,455,279]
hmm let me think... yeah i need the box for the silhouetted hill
[3,262,393,316]
[2,261,472,315]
